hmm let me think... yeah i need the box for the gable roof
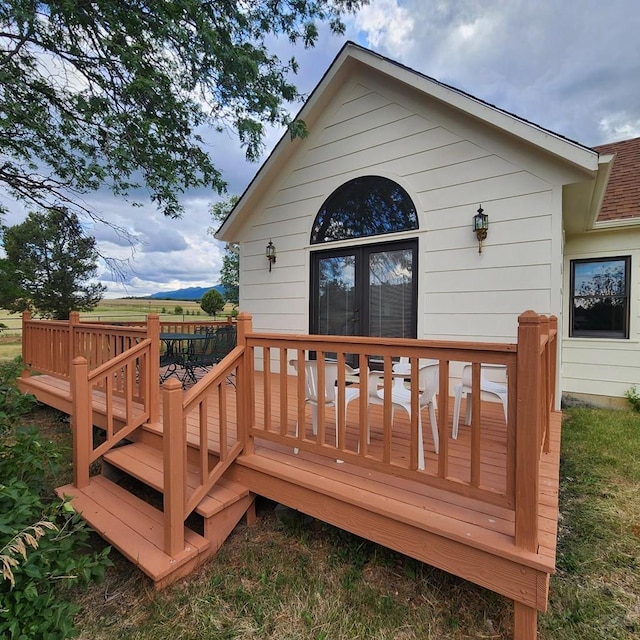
[217,41,602,241]
[593,137,640,223]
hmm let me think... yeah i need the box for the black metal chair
[182,325,237,386]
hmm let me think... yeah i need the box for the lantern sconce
[266,239,276,271]
[472,205,489,254]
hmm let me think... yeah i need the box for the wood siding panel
[425,265,551,293]
[309,110,431,158]
[563,230,640,399]
[425,290,551,316]
[291,127,463,187]
[418,172,552,212]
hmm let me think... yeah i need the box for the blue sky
[4,0,640,298]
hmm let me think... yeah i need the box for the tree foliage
[0,0,365,221]
[0,207,106,319]
[209,196,240,304]
[200,288,225,316]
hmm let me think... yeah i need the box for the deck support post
[147,314,160,424]
[163,378,186,557]
[70,357,91,488]
[236,313,254,455]
[514,601,537,640]
[515,311,542,551]
[21,311,31,379]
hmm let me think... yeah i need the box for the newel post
[515,311,542,551]
[163,378,185,557]
[21,311,31,379]
[71,357,91,489]
[235,312,254,455]
[147,314,160,424]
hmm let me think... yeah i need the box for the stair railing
[70,337,154,488]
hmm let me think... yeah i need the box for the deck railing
[70,338,155,488]
[161,343,246,556]
[27,309,556,560]
[238,311,557,554]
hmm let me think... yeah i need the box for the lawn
[24,406,629,639]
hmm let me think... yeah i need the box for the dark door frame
[309,237,418,339]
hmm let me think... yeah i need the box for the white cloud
[353,0,415,58]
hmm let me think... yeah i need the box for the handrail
[162,345,245,555]
[70,338,154,487]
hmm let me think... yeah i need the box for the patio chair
[212,325,237,362]
[289,359,360,452]
[368,362,439,469]
[159,342,187,384]
[452,363,508,439]
[181,330,217,385]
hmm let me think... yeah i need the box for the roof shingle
[594,137,640,222]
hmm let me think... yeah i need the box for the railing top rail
[181,345,244,413]
[75,323,148,336]
[24,319,70,327]
[87,338,152,381]
[246,332,518,355]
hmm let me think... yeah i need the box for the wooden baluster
[21,311,31,379]
[147,314,160,423]
[236,313,254,455]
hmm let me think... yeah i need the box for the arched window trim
[310,175,419,245]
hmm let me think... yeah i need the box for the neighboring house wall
[236,69,579,344]
[563,226,640,406]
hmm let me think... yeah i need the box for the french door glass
[311,240,417,341]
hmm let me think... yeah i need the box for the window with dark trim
[310,175,418,244]
[570,256,630,338]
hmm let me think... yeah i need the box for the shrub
[174,305,183,315]
[625,385,640,412]
[0,358,36,434]
[0,358,112,639]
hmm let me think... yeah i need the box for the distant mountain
[147,285,223,301]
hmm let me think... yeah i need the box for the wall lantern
[472,205,489,254]
[266,240,276,271]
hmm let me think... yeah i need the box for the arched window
[310,176,419,244]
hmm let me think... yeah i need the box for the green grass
[539,408,640,639]
[51,406,637,639]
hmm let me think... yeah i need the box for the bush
[0,359,112,639]
[174,305,183,315]
[625,385,640,412]
[0,358,37,434]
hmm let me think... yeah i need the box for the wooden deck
[19,311,560,639]
[22,369,560,578]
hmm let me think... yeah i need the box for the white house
[217,42,635,407]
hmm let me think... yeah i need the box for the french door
[310,239,418,343]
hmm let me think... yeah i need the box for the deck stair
[56,441,254,589]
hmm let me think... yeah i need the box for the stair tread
[103,442,250,518]
[56,476,209,582]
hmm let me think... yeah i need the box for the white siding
[237,70,566,346]
[563,227,640,399]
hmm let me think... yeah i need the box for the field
[0,299,235,361]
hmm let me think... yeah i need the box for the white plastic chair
[452,363,508,439]
[368,362,439,470]
[289,359,360,448]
